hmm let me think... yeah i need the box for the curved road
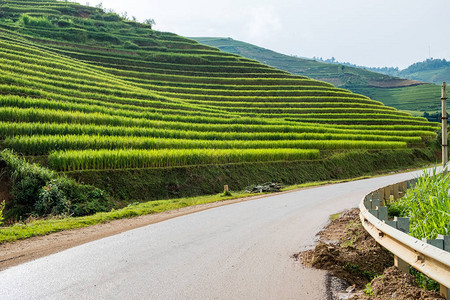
[0,169,426,299]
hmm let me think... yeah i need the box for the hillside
[0,0,439,219]
[192,37,442,117]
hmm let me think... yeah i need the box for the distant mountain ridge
[369,58,450,85]
[192,37,443,117]
[313,57,450,85]
[191,37,424,89]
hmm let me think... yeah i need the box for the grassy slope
[0,0,439,219]
[351,84,441,117]
[192,37,442,116]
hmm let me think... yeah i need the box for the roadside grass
[0,192,250,244]
[389,167,450,239]
[0,163,437,244]
[0,177,371,244]
[329,212,342,221]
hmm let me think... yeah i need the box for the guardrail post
[378,188,385,202]
[394,255,410,273]
[393,183,399,200]
[438,235,450,252]
[424,236,450,299]
[371,198,380,209]
[369,209,379,218]
[386,220,397,228]
[423,238,444,250]
[394,217,409,233]
[406,178,418,189]
[377,206,388,221]
[372,192,380,200]
[406,179,411,189]
[383,186,391,203]
[441,285,449,300]
[364,195,372,208]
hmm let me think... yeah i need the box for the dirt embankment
[296,209,443,300]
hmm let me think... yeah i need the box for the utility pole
[442,82,447,173]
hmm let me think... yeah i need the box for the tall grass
[48,148,320,171]
[390,169,450,239]
[0,122,433,146]
[4,134,409,155]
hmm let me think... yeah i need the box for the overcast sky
[77,0,449,69]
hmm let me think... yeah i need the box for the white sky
[78,0,449,69]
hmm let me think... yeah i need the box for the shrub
[19,14,53,28]
[0,149,108,219]
[56,19,73,28]
[0,149,54,212]
[35,180,70,216]
[123,41,140,50]
[59,178,107,216]
[103,13,121,22]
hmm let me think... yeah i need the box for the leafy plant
[387,204,402,217]
[363,282,374,296]
[35,180,70,216]
[222,191,232,197]
[0,200,5,226]
[0,149,107,219]
[19,14,53,28]
[411,268,440,291]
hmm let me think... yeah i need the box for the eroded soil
[297,208,443,300]
[353,266,444,300]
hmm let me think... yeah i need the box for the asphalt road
[0,169,427,299]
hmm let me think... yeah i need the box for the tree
[144,18,156,28]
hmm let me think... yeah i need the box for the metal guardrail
[359,179,450,299]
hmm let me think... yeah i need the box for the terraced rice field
[0,0,439,173]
